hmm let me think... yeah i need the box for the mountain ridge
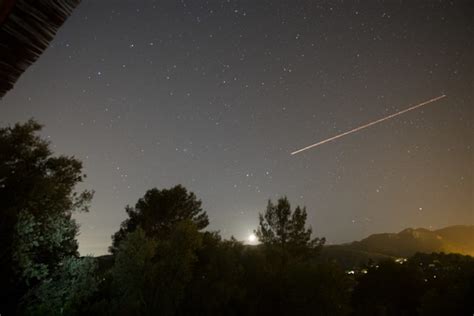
[321,225,474,268]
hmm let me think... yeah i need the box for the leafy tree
[255,197,325,252]
[179,233,246,315]
[110,228,157,314]
[23,256,99,316]
[110,185,209,253]
[12,209,80,285]
[111,222,203,316]
[0,120,92,313]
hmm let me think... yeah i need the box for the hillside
[322,225,474,268]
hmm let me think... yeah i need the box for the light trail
[291,94,447,155]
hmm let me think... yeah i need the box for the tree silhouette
[111,185,209,253]
[256,197,325,252]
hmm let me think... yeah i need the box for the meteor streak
[291,95,446,155]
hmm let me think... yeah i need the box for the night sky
[1,0,472,255]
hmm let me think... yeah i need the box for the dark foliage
[0,119,93,314]
[352,260,425,316]
[410,253,474,316]
[352,253,474,316]
[2,120,473,316]
[110,185,209,253]
[256,197,325,258]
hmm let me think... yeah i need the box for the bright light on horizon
[247,233,257,243]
